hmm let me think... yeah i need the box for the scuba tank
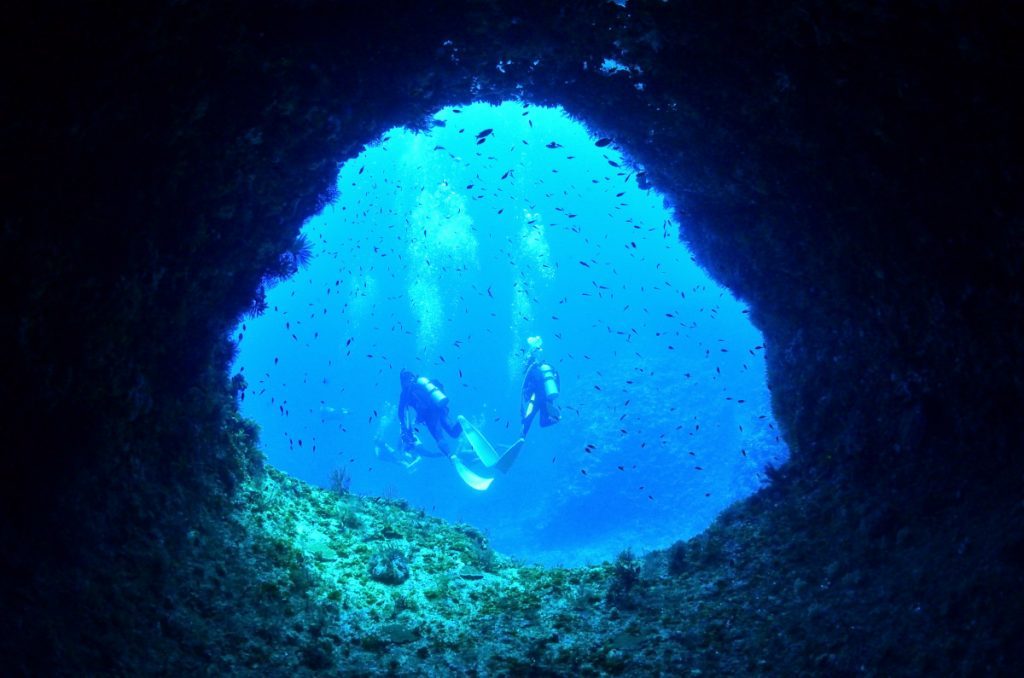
[416,376,449,408]
[538,363,559,399]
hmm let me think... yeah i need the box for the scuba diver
[520,335,561,438]
[397,369,464,457]
[374,436,421,470]
[396,368,512,491]
[373,404,421,470]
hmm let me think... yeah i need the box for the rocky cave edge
[3,1,1022,674]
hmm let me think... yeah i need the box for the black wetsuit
[398,376,462,456]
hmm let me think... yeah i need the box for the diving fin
[456,414,502,467]
[496,438,525,474]
[449,454,494,491]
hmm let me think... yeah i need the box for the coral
[280,233,314,274]
[666,540,687,577]
[605,548,643,610]
[328,467,351,496]
[368,542,410,585]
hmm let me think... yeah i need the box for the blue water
[232,102,787,566]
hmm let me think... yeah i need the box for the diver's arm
[398,392,413,436]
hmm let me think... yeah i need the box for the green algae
[173,461,952,674]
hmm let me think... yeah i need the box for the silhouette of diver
[398,369,464,457]
[372,404,420,470]
[520,335,561,438]
[374,435,421,470]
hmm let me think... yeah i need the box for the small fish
[476,128,493,138]
[595,138,612,147]
[545,141,562,149]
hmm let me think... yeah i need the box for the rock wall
[2,1,1021,672]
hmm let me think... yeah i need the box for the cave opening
[232,101,787,565]
[4,1,1021,672]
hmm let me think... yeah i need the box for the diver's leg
[434,434,452,456]
[521,394,538,437]
[440,410,463,438]
[423,417,451,457]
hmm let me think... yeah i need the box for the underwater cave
[3,1,1022,674]
[234,101,787,567]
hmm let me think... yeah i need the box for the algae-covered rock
[379,623,419,645]
[458,565,486,581]
[368,543,410,585]
[297,527,338,562]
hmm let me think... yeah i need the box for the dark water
[232,102,787,565]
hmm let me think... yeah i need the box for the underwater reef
[2,1,1022,674]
